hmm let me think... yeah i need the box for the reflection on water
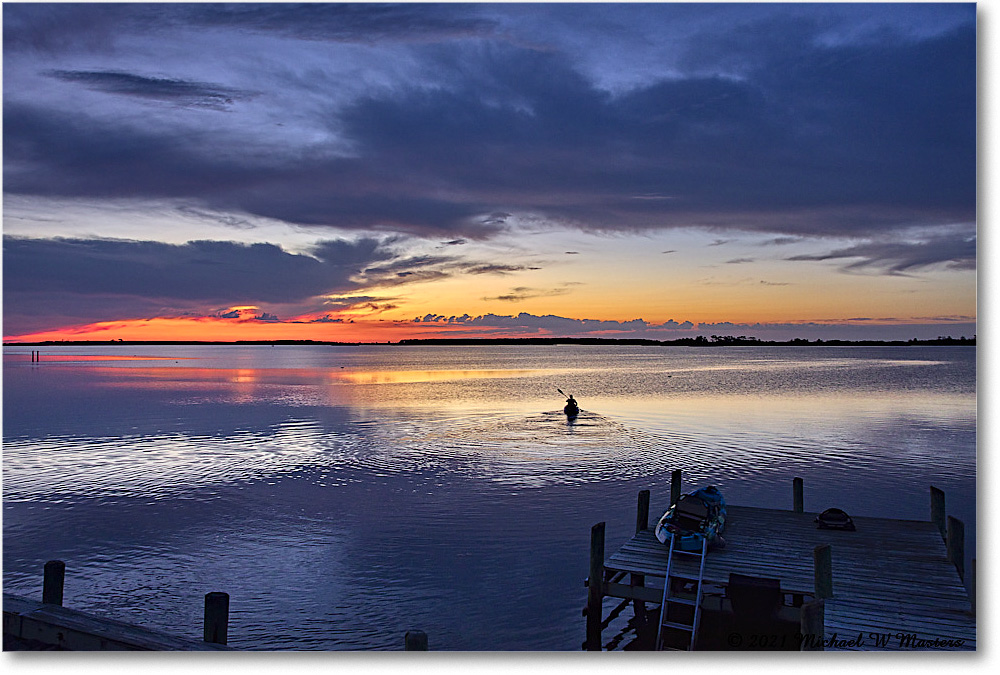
[2,345,976,650]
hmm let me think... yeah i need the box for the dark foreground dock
[586,476,975,651]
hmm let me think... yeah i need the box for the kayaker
[566,395,577,407]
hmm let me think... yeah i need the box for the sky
[1,2,978,343]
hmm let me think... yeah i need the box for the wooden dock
[586,478,975,651]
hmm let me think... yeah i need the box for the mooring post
[670,469,682,506]
[946,516,965,582]
[203,592,230,645]
[793,477,804,513]
[404,630,429,651]
[800,600,825,651]
[930,486,946,539]
[585,521,606,651]
[813,545,833,600]
[42,560,65,605]
[636,489,650,533]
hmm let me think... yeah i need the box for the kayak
[564,403,580,417]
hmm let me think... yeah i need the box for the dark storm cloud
[2,4,976,244]
[2,235,394,309]
[46,70,255,110]
[786,235,977,275]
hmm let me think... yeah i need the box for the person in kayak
[564,395,579,415]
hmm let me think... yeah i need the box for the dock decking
[589,492,975,651]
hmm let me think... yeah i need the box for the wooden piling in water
[670,469,681,506]
[813,544,832,599]
[203,592,229,645]
[585,521,605,651]
[632,490,650,619]
[946,516,965,582]
[930,486,946,538]
[42,560,65,606]
[636,489,650,534]
[404,630,428,650]
[793,477,804,513]
[800,600,825,651]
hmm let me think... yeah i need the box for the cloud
[726,257,755,264]
[786,235,976,275]
[2,5,975,240]
[46,70,255,110]
[1,235,396,334]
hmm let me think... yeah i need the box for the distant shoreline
[2,336,976,347]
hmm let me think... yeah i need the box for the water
[2,345,976,650]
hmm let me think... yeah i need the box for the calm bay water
[2,345,976,650]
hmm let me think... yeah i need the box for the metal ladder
[655,534,708,651]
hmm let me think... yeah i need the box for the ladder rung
[660,621,695,632]
[669,573,700,582]
[671,548,703,556]
[665,597,697,606]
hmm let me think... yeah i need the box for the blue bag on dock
[654,486,727,549]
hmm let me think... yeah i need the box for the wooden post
[930,486,946,539]
[42,560,65,605]
[800,600,825,651]
[793,477,804,513]
[585,522,606,651]
[636,489,650,534]
[670,469,682,506]
[632,490,651,621]
[947,516,965,582]
[813,545,833,599]
[203,592,229,645]
[970,558,976,616]
[405,630,428,650]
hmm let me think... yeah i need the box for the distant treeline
[397,335,976,346]
[5,335,976,347]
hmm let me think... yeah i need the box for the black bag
[815,508,856,531]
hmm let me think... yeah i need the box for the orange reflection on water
[335,369,550,385]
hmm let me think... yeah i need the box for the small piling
[635,490,650,534]
[793,477,804,513]
[813,544,833,600]
[670,469,682,506]
[947,516,965,582]
[632,490,650,619]
[800,600,825,651]
[930,486,946,539]
[42,560,65,605]
[585,521,606,651]
[203,592,230,645]
[404,630,429,651]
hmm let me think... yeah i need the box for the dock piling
[42,560,65,606]
[813,545,833,599]
[585,521,606,651]
[203,592,230,645]
[793,477,804,513]
[635,490,650,534]
[800,600,825,651]
[930,486,946,539]
[670,469,681,506]
[404,630,429,650]
[946,516,965,582]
